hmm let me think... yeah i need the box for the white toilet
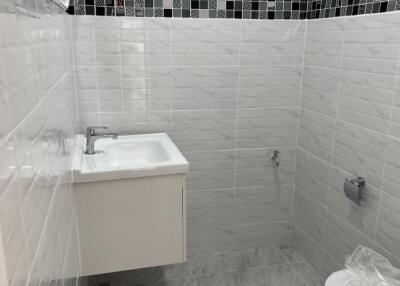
[325,269,398,286]
[325,270,353,286]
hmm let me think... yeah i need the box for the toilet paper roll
[344,177,364,205]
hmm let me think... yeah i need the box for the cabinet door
[76,175,185,276]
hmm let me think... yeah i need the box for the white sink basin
[73,133,189,183]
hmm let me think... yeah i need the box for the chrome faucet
[85,126,118,155]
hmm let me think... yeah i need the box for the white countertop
[73,133,189,183]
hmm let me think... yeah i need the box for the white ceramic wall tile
[328,166,380,238]
[297,109,335,162]
[235,184,293,225]
[376,193,400,259]
[70,13,400,270]
[188,189,234,229]
[235,148,296,188]
[292,227,323,273]
[184,150,235,191]
[295,149,330,204]
[72,17,306,256]
[234,222,291,250]
[187,226,234,256]
[293,189,326,243]
[382,138,400,200]
[0,3,79,286]
[293,13,400,279]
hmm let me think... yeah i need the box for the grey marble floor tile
[240,264,307,286]
[150,277,199,286]
[88,262,193,286]
[192,264,306,286]
[188,247,285,277]
[279,246,306,263]
[86,247,316,286]
[195,271,242,286]
[291,262,324,286]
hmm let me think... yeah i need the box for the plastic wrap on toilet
[343,245,400,286]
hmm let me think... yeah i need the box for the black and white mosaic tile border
[66,0,308,19]
[66,0,400,19]
[306,0,398,18]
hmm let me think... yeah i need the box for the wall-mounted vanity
[73,133,189,276]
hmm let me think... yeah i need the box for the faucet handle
[87,126,108,136]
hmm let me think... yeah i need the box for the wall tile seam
[116,18,124,113]
[187,184,294,192]
[318,17,345,254]
[283,250,312,285]
[290,19,308,244]
[83,107,302,113]
[294,183,327,208]
[188,183,297,193]
[231,220,291,228]
[232,221,292,249]
[293,223,323,249]
[69,15,82,128]
[222,221,293,231]
[230,20,243,250]
[299,106,392,143]
[304,88,395,108]
[339,67,400,78]
[166,18,173,133]
[373,45,400,241]
[92,17,101,125]
[296,145,331,169]
[301,63,346,72]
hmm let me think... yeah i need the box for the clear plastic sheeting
[344,245,400,286]
[52,0,69,9]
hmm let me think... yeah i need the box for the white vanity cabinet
[75,174,186,276]
[72,133,188,276]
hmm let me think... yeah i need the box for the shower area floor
[83,246,323,286]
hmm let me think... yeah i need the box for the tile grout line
[373,44,400,242]
[232,20,243,252]
[290,19,307,246]
[69,15,81,131]
[324,15,346,241]
[118,17,124,115]
[275,246,310,284]
[93,19,101,125]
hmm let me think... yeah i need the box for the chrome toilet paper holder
[344,177,365,205]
